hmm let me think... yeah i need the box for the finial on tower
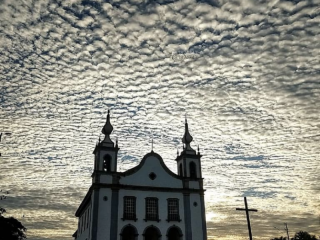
[101,109,114,144]
[182,116,194,152]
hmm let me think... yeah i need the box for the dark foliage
[271,237,287,240]
[0,207,5,215]
[271,231,319,240]
[0,207,27,240]
[291,231,318,240]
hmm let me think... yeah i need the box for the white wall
[117,189,185,240]
[76,203,91,240]
[99,174,113,184]
[190,193,204,240]
[96,188,112,240]
[188,180,200,189]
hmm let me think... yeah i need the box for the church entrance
[167,226,182,240]
[144,226,161,240]
[121,225,137,240]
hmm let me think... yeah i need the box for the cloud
[0,0,319,239]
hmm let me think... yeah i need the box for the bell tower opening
[179,164,183,176]
[103,154,112,172]
[189,161,197,179]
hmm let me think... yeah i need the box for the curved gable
[120,151,183,188]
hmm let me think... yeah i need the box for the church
[73,110,207,240]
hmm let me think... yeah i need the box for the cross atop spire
[151,137,154,152]
[101,109,114,145]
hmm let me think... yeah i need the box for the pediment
[120,152,183,188]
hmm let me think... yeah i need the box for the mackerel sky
[0,0,319,239]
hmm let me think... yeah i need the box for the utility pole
[236,197,258,240]
[284,223,290,240]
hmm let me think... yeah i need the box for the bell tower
[175,118,207,240]
[92,110,119,183]
[176,118,202,179]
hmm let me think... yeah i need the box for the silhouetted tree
[0,207,5,215]
[291,231,318,240]
[271,237,287,240]
[0,207,27,240]
[271,232,319,240]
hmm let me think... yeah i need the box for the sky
[0,0,319,239]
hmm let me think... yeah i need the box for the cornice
[92,182,206,193]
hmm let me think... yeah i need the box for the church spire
[182,117,195,152]
[102,110,114,144]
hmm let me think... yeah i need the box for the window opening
[145,198,159,221]
[167,199,180,221]
[123,197,136,220]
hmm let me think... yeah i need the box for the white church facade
[73,111,207,240]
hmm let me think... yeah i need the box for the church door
[144,226,161,240]
[121,225,137,240]
[167,227,182,240]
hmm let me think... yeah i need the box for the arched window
[103,155,111,172]
[167,226,182,240]
[179,164,183,177]
[189,162,197,179]
[121,225,138,240]
[143,226,161,240]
